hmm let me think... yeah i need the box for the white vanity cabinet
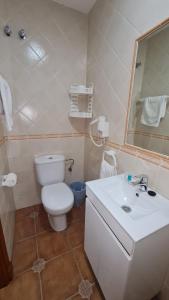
[85,199,130,300]
[85,188,169,300]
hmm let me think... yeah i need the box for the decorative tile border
[5,132,86,141]
[106,139,169,169]
[0,132,85,151]
[86,134,169,169]
[85,134,169,169]
[1,132,169,171]
[128,130,169,141]
[0,137,5,145]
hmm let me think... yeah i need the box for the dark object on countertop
[148,190,156,197]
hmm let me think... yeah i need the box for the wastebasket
[70,181,86,207]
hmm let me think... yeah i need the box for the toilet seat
[42,182,74,216]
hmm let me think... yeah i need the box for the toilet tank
[34,154,65,186]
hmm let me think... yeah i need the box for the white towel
[141,95,168,127]
[0,75,13,131]
[99,150,117,178]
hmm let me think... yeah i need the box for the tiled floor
[0,203,104,300]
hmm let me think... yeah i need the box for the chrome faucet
[139,174,148,187]
[136,174,149,195]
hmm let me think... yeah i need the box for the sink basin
[102,177,158,220]
[86,173,169,245]
[85,174,169,300]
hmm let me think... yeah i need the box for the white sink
[86,174,169,244]
[102,177,158,220]
[85,174,169,300]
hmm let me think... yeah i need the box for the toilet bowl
[42,182,74,231]
[34,154,74,231]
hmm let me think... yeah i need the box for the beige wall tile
[0,0,88,137]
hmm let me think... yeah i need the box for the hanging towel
[0,75,13,131]
[141,95,168,127]
[99,150,117,179]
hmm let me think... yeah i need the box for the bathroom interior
[1,0,169,299]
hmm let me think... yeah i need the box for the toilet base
[48,213,67,231]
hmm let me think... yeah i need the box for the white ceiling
[53,0,96,14]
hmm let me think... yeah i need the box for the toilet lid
[42,183,74,215]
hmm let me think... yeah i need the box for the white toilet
[34,154,74,232]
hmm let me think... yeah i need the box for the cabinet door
[84,198,100,276]
[84,198,131,300]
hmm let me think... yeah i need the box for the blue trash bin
[70,181,86,207]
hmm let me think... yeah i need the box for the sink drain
[121,205,132,213]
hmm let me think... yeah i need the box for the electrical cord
[89,122,105,147]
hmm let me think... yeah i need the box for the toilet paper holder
[0,173,17,187]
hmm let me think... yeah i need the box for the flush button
[48,157,53,160]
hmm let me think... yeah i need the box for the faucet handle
[139,175,148,186]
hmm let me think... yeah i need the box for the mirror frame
[124,17,169,162]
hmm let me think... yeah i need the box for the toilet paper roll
[2,173,17,187]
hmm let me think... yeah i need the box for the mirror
[126,21,169,157]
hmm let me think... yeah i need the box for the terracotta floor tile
[80,202,86,217]
[42,252,81,300]
[73,285,104,300]
[15,206,35,222]
[15,217,35,241]
[73,246,95,282]
[0,271,41,300]
[37,231,69,260]
[66,221,84,248]
[91,284,105,300]
[36,210,51,234]
[3,204,88,299]
[33,204,44,214]
[68,206,84,224]
[13,238,37,275]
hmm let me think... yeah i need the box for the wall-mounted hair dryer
[89,115,109,147]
